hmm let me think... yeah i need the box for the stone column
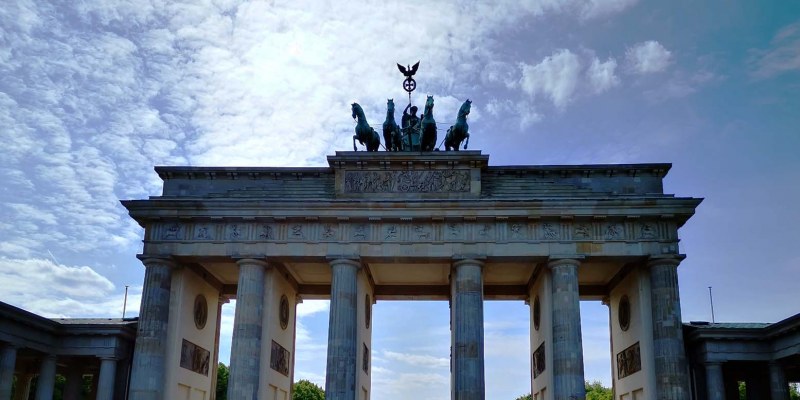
[451,259,485,400]
[769,362,789,400]
[549,258,586,400]
[63,366,84,400]
[705,362,725,400]
[325,258,360,400]
[96,357,117,400]
[129,256,175,400]
[290,295,302,399]
[0,344,16,400]
[210,296,228,400]
[648,256,691,399]
[13,373,34,400]
[34,355,57,400]
[228,258,269,400]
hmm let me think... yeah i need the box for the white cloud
[587,57,620,93]
[520,49,582,108]
[626,40,672,74]
[382,350,450,368]
[580,0,638,19]
[750,21,800,78]
[0,257,136,318]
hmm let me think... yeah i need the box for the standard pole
[708,286,715,323]
[122,285,129,318]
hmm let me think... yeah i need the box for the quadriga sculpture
[382,99,402,151]
[420,95,437,152]
[351,103,381,152]
[445,99,471,151]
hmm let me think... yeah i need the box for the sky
[1,0,799,399]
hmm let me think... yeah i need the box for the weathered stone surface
[549,258,586,400]
[228,259,269,400]
[325,259,360,400]
[451,259,485,400]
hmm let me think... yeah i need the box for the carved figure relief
[163,223,181,239]
[195,226,211,240]
[448,223,461,238]
[353,224,367,240]
[414,224,430,239]
[640,223,656,239]
[573,224,591,239]
[291,225,304,239]
[533,342,546,379]
[259,225,273,240]
[616,342,642,379]
[180,339,210,376]
[228,224,241,240]
[542,223,558,240]
[478,223,492,238]
[605,223,622,240]
[322,224,337,240]
[510,223,524,239]
[270,340,291,377]
[344,170,470,193]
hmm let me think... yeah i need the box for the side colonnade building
[120,151,703,400]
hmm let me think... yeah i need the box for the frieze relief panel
[343,170,470,193]
[151,220,678,244]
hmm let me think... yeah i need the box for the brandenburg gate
[122,151,701,400]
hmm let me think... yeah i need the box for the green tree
[790,382,799,400]
[216,363,229,400]
[293,379,325,400]
[515,381,612,400]
[585,380,612,400]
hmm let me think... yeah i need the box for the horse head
[459,99,471,118]
[351,103,361,120]
[424,95,434,115]
[387,99,395,113]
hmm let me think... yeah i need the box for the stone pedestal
[34,355,57,400]
[129,257,175,400]
[648,256,690,399]
[451,259,485,400]
[0,344,16,400]
[549,258,586,400]
[228,259,269,400]
[325,258,360,400]
[769,362,789,400]
[705,362,724,400]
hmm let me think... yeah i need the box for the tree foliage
[515,380,611,400]
[293,379,325,400]
[217,363,229,400]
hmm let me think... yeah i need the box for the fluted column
[705,362,725,400]
[648,256,690,399]
[228,259,269,400]
[210,296,228,400]
[325,258,360,400]
[129,256,175,400]
[770,362,789,400]
[96,357,117,400]
[0,344,17,400]
[451,259,485,400]
[549,258,585,400]
[34,355,57,400]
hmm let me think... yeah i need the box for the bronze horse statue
[382,99,402,151]
[351,103,380,151]
[420,95,437,151]
[445,99,471,151]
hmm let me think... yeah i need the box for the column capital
[295,295,304,305]
[452,257,485,269]
[235,258,270,268]
[646,254,686,268]
[547,257,582,269]
[98,356,118,361]
[327,257,362,269]
[219,295,230,304]
[136,255,176,269]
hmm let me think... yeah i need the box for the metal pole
[122,285,129,319]
[708,286,715,323]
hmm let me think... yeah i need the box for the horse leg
[464,133,469,150]
[353,135,358,151]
